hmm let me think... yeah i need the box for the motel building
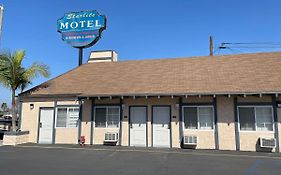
[16,50,281,152]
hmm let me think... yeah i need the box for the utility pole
[0,5,4,44]
[209,35,213,56]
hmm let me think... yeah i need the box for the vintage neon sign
[57,11,106,48]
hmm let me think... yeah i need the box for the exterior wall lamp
[175,104,180,110]
[30,104,34,110]
[122,104,126,110]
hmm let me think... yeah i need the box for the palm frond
[24,63,50,80]
[13,50,26,67]
[0,50,50,92]
[0,52,12,88]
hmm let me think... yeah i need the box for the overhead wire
[216,42,281,55]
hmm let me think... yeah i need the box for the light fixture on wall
[175,104,180,110]
[30,104,34,110]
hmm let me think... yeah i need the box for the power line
[231,46,281,48]
[216,41,281,55]
[222,42,281,45]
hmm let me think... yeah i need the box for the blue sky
[1,0,281,105]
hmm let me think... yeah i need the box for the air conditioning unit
[260,137,276,148]
[104,132,118,143]
[183,135,197,145]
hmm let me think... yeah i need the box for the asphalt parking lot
[0,145,280,175]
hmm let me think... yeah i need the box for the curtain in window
[184,107,198,129]
[56,108,67,127]
[107,107,119,127]
[256,107,273,131]
[198,107,213,129]
[95,108,106,127]
[239,107,255,131]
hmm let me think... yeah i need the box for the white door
[152,106,170,148]
[130,107,147,147]
[38,108,54,144]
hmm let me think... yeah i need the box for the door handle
[130,123,133,128]
[39,122,42,128]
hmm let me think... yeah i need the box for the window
[183,106,214,130]
[94,106,120,128]
[95,108,106,127]
[199,107,214,129]
[56,107,79,128]
[56,108,67,127]
[239,107,255,131]
[238,106,273,131]
[184,107,197,129]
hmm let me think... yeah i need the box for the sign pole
[57,11,106,66]
[78,47,83,66]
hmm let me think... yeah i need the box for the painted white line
[15,145,281,160]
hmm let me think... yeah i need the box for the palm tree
[0,50,50,131]
[1,102,8,112]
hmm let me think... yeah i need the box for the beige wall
[93,128,120,144]
[57,101,79,106]
[182,96,213,103]
[239,132,275,151]
[121,121,129,146]
[237,96,272,103]
[181,96,216,149]
[183,130,215,149]
[217,96,236,150]
[237,95,277,152]
[21,101,54,143]
[55,128,78,144]
[94,98,120,104]
[21,99,79,144]
[20,95,281,152]
[81,99,92,144]
[122,97,180,148]
[91,99,121,145]
[3,134,29,146]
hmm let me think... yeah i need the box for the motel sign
[57,10,106,48]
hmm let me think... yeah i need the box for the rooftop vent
[88,50,118,63]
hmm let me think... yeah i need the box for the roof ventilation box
[88,50,118,63]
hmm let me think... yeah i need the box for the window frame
[182,105,215,131]
[237,106,274,132]
[94,106,120,128]
[55,106,80,128]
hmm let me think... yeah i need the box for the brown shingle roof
[21,52,281,97]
